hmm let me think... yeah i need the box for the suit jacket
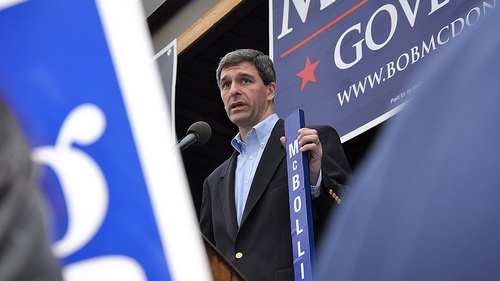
[200,119,351,281]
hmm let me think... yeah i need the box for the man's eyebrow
[239,73,255,79]
[220,72,255,85]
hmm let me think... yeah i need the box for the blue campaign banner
[0,0,211,280]
[271,0,497,142]
[284,109,315,281]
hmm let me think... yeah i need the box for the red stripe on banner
[280,0,371,59]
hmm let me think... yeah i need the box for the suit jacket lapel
[218,151,239,242]
[240,119,285,227]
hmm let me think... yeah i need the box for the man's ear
[267,82,277,101]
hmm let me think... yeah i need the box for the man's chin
[228,112,245,122]
[229,115,250,128]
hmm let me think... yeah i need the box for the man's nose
[228,83,241,96]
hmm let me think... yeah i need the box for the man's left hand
[280,128,322,185]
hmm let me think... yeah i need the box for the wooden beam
[177,0,244,54]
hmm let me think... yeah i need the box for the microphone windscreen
[187,121,212,146]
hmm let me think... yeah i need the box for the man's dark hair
[216,49,276,89]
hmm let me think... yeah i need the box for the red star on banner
[296,56,320,91]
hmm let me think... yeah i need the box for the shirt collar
[231,113,279,153]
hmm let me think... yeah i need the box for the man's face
[219,62,276,132]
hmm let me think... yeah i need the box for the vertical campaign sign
[0,0,212,280]
[285,109,315,281]
[271,0,497,142]
[153,39,177,140]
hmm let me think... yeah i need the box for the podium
[202,234,248,281]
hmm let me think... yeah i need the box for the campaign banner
[285,109,315,281]
[271,0,497,142]
[0,0,211,280]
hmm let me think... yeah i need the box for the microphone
[176,121,212,151]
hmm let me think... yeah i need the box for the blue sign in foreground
[284,109,315,281]
[0,0,211,280]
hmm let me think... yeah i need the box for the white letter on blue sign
[296,219,304,235]
[334,23,364,69]
[297,241,306,257]
[429,0,450,15]
[292,174,300,191]
[289,139,299,158]
[277,0,337,39]
[294,196,302,212]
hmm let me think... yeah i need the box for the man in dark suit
[199,49,351,281]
